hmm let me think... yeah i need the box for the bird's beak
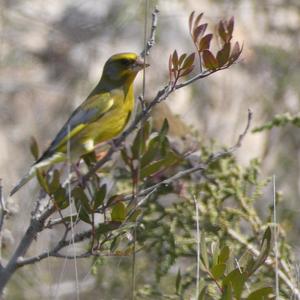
[132,57,150,71]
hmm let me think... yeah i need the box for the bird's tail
[9,165,37,197]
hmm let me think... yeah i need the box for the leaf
[230,42,242,63]
[121,148,131,166]
[93,184,106,210]
[189,11,195,32]
[223,269,247,300]
[227,16,234,36]
[159,118,169,138]
[30,136,39,160]
[211,263,226,279]
[140,151,180,179]
[180,66,194,77]
[221,284,234,300]
[175,269,181,295]
[218,20,227,43]
[246,227,272,277]
[53,186,69,209]
[36,170,49,194]
[218,246,230,264]
[72,187,92,213]
[96,222,120,239]
[49,169,60,194]
[111,202,126,222]
[247,287,273,300]
[128,209,142,221]
[172,50,179,69]
[78,207,91,224]
[182,53,195,69]
[202,50,218,70]
[193,24,207,42]
[194,13,204,30]
[198,286,207,300]
[198,34,213,52]
[178,53,187,66]
[200,232,209,268]
[217,43,231,67]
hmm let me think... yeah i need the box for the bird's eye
[121,59,132,66]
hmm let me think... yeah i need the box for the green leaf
[140,135,160,167]
[212,240,220,266]
[159,119,169,139]
[140,151,180,179]
[96,222,120,239]
[218,246,230,264]
[221,283,234,300]
[72,187,92,213]
[93,185,106,210]
[111,202,126,222]
[175,269,181,295]
[49,169,60,194]
[211,263,226,279]
[78,208,91,224]
[30,136,39,160]
[246,227,271,277]
[53,186,69,209]
[36,170,50,194]
[200,232,209,268]
[223,269,246,300]
[247,287,273,300]
[198,286,207,300]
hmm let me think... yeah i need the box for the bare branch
[140,6,159,58]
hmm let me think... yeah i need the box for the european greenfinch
[10,52,148,196]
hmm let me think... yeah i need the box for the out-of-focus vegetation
[1,0,300,299]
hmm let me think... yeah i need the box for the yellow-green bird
[10,52,148,196]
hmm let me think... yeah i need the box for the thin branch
[140,6,159,58]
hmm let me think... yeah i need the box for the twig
[140,6,159,58]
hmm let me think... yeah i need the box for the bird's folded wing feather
[36,92,115,162]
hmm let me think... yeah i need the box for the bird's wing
[36,92,115,162]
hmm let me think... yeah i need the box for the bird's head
[102,53,149,84]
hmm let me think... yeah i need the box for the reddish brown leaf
[194,12,204,29]
[172,50,179,69]
[178,53,187,66]
[193,23,207,42]
[202,50,218,70]
[180,65,194,77]
[189,11,195,33]
[218,20,227,43]
[229,42,242,62]
[198,34,213,52]
[182,52,195,69]
[228,17,234,36]
[216,42,231,67]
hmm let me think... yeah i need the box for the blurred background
[1,0,300,298]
